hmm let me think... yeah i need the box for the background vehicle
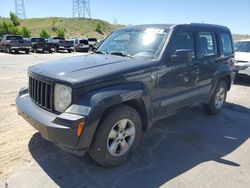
[88,38,97,51]
[0,35,31,54]
[48,37,74,53]
[30,37,53,53]
[74,39,89,52]
[16,23,235,167]
[234,39,250,76]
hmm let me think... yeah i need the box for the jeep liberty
[16,24,235,167]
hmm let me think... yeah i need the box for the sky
[0,0,250,34]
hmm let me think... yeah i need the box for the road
[0,52,250,188]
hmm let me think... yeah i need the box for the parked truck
[48,37,74,53]
[30,37,53,53]
[0,35,31,54]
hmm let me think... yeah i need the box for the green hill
[0,17,120,39]
[0,17,249,41]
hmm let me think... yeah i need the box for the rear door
[196,31,219,99]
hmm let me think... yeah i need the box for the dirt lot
[0,52,250,188]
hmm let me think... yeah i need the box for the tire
[203,80,227,115]
[89,104,142,167]
[49,50,53,53]
[68,50,72,53]
[6,47,12,54]
[25,50,29,54]
[55,46,59,53]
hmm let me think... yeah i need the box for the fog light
[76,121,85,137]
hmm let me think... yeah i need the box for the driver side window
[171,31,195,59]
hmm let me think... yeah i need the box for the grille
[29,76,53,111]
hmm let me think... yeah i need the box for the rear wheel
[203,80,227,115]
[55,46,59,53]
[89,104,142,167]
[25,50,29,54]
[6,47,12,54]
[68,50,72,53]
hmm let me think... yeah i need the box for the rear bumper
[11,46,30,51]
[59,46,74,50]
[16,89,87,155]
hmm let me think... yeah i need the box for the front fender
[75,82,152,150]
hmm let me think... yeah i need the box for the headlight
[54,84,72,112]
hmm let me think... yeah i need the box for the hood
[235,52,250,62]
[29,54,152,87]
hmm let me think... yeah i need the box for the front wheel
[203,80,227,115]
[89,104,142,167]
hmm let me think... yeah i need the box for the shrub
[56,29,65,38]
[40,30,50,38]
[95,23,102,33]
[19,27,31,37]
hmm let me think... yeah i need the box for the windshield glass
[235,41,250,52]
[97,28,169,59]
[31,38,46,42]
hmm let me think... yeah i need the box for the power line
[15,0,26,19]
[73,0,91,19]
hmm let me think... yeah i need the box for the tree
[40,30,50,38]
[9,12,20,26]
[20,27,31,37]
[56,29,65,38]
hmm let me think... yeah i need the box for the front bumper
[16,89,87,154]
[235,63,250,76]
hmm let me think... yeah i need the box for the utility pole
[73,0,91,19]
[15,0,26,19]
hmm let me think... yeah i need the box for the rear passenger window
[199,32,216,57]
[171,31,195,58]
[220,33,233,56]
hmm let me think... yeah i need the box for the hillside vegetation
[0,17,120,39]
[0,17,249,41]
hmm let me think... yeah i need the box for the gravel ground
[0,52,250,188]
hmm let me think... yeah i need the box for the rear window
[80,40,88,44]
[220,33,233,55]
[31,38,46,43]
[199,32,217,57]
[6,36,23,41]
[88,38,97,42]
[54,37,65,40]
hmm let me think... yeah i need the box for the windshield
[31,38,46,42]
[235,41,250,52]
[97,28,169,59]
[6,36,23,41]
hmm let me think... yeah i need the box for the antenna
[73,0,91,19]
[15,0,26,19]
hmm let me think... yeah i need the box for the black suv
[16,24,235,167]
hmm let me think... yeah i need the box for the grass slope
[0,17,249,40]
[0,17,120,39]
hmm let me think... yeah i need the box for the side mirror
[171,49,193,63]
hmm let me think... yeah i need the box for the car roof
[118,23,230,32]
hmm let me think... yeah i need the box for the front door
[154,30,199,120]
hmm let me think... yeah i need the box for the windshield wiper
[109,52,133,58]
[95,51,107,54]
